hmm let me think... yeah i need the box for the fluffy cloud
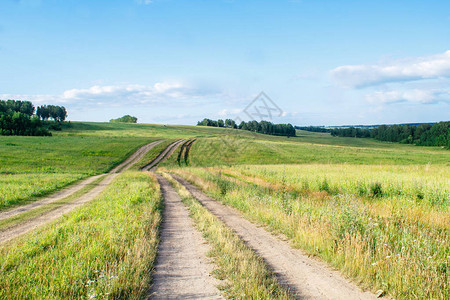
[365,89,450,104]
[0,82,220,107]
[331,50,450,88]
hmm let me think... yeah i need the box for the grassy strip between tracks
[0,171,162,299]
[161,172,293,299]
[130,139,175,170]
[0,175,107,232]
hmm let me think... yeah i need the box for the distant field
[162,134,450,167]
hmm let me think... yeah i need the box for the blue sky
[1,0,449,125]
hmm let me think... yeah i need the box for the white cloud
[217,108,242,117]
[0,82,220,107]
[365,89,450,104]
[331,50,450,88]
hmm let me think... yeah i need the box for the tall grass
[162,173,293,299]
[171,167,449,299]
[0,171,162,299]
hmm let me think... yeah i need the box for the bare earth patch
[149,175,223,299]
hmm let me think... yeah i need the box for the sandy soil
[172,174,378,300]
[148,175,223,299]
[0,140,163,244]
[142,139,185,171]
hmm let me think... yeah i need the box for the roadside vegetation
[170,166,449,299]
[162,172,293,299]
[0,171,162,299]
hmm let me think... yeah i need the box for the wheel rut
[171,174,378,300]
[148,175,223,299]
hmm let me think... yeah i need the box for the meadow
[169,166,449,299]
[1,121,449,299]
[0,135,156,209]
[0,171,162,299]
[161,133,450,167]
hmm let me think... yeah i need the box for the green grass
[171,167,449,299]
[161,135,450,167]
[0,172,86,210]
[0,171,162,299]
[162,172,293,299]
[0,175,106,231]
[130,139,176,170]
[0,132,160,209]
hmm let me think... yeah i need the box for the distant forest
[0,100,67,136]
[329,122,450,147]
[197,118,296,137]
[295,126,331,133]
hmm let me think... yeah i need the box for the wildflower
[88,293,96,299]
[385,255,391,259]
[373,223,379,226]
[371,262,377,266]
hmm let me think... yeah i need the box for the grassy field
[0,135,157,210]
[2,121,449,298]
[162,134,450,167]
[0,171,162,299]
[169,166,449,299]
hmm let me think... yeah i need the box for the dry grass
[171,167,449,299]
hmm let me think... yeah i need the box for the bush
[370,182,383,198]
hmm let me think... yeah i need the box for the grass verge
[0,175,106,231]
[0,171,162,299]
[161,172,293,299]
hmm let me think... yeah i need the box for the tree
[110,115,138,123]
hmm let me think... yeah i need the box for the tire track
[148,175,223,299]
[141,139,185,171]
[171,174,378,300]
[0,140,163,244]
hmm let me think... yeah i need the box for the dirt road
[172,174,378,300]
[148,175,223,299]
[0,140,163,244]
[142,139,185,171]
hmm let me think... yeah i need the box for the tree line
[330,122,450,147]
[197,118,296,137]
[0,100,67,136]
[295,126,331,133]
